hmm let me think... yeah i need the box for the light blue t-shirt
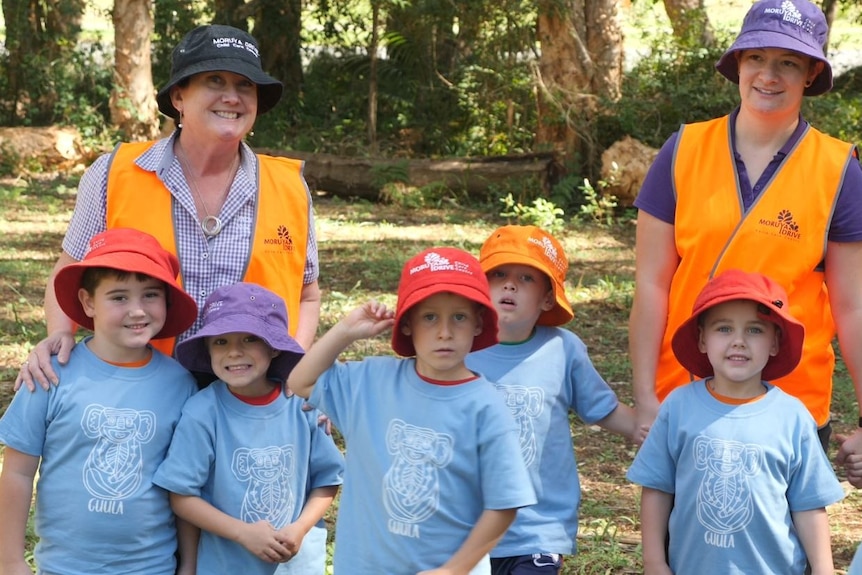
[309,356,536,575]
[850,544,862,575]
[627,380,845,575]
[153,381,344,575]
[466,326,619,556]
[0,340,196,575]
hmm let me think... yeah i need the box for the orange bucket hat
[479,225,573,326]
[54,228,198,340]
[671,269,805,381]
[392,247,498,357]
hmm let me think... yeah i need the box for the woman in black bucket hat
[157,25,284,120]
[16,24,328,575]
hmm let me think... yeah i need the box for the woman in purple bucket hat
[628,0,862,487]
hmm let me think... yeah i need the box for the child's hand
[634,422,651,445]
[274,522,306,558]
[340,300,396,339]
[236,520,292,563]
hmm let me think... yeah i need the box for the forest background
[2,0,862,573]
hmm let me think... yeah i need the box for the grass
[1,171,861,573]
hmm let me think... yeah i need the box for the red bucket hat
[392,247,498,357]
[54,228,198,340]
[479,225,573,326]
[671,269,804,381]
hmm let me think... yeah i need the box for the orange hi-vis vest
[106,141,309,355]
[658,116,856,426]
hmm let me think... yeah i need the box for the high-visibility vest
[106,141,310,355]
[657,115,855,425]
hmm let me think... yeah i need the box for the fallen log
[256,148,561,200]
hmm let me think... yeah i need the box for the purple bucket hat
[175,282,304,381]
[715,0,832,96]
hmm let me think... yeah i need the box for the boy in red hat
[0,228,199,575]
[627,269,844,575]
[288,246,536,575]
[467,225,639,574]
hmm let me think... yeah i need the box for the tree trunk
[662,0,715,47]
[257,149,560,201]
[0,0,83,124]
[213,0,247,30]
[2,0,33,123]
[820,0,837,52]
[368,0,380,155]
[535,0,623,176]
[111,0,159,140]
[44,0,84,60]
[247,0,303,119]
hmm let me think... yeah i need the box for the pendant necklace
[177,145,239,238]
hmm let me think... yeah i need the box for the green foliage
[597,30,739,150]
[0,41,114,145]
[250,0,539,157]
[370,160,410,188]
[577,174,619,227]
[803,91,862,148]
[153,0,210,89]
[0,142,22,176]
[601,27,862,154]
[498,193,565,234]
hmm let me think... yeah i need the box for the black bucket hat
[156,25,284,119]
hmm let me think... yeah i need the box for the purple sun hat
[715,0,832,96]
[175,282,304,381]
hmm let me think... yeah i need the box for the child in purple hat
[288,247,536,575]
[0,227,199,574]
[627,269,844,575]
[153,282,343,575]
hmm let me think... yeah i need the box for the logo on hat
[212,36,261,58]
[527,235,566,273]
[204,299,225,318]
[410,252,473,276]
[764,1,815,33]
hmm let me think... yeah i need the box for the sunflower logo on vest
[263,225,294,252]
[758,209,801,240]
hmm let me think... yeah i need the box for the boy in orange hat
[627,269,844,575]
[0,228,199,575]
[288,246,536,575]
[466,225,639,574]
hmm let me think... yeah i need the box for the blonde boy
[466,225,638,574]
[0,228,199,575]
[627,269,844,574]
[288,246,536,575]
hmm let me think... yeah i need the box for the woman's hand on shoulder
[14,331,77,392]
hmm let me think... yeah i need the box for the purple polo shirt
[635,108,862,243]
